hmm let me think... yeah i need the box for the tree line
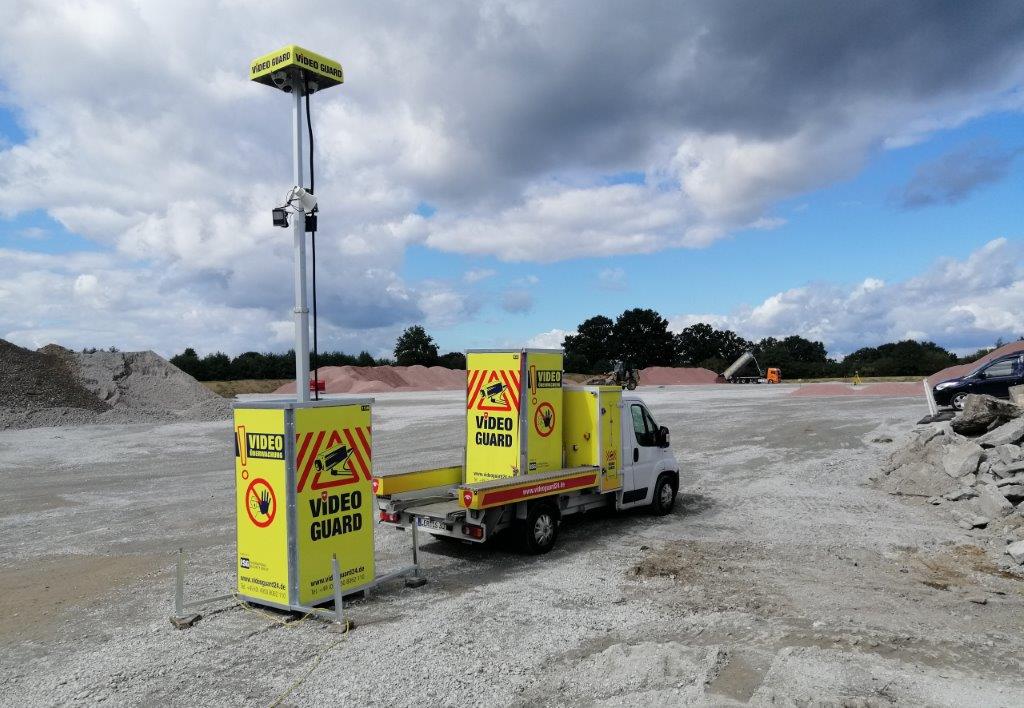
[170,325,465,381]
[563,308,1012,379]
[169,311,1018,382]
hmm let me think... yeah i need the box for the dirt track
[2,385,1023,705]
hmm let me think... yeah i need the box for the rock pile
[875,394,1024,568]
[0,340,231,430]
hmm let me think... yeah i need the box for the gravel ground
[2,385,1023,706]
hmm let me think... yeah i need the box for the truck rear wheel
[651,474,677,516]
[519,503,559,554]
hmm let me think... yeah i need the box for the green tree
[612,308,676,369]
[756,336,834,378]
[562,315,614,373]
[355,351,378,367]
[675,323,751,371]
[202,352,233,380]
[437,351,467,369]
[394,325,439,366]
[170,347,202,378]
[841,340,956,377]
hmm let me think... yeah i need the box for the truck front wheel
[651,474,677,516]
[519,503,559,554]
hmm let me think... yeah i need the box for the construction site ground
[2,385,1023,706]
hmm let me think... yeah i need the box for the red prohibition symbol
[245,478,277,528]
[534,402,556,437]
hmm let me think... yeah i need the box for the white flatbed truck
[373,349,680,553]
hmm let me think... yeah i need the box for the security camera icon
[481,381,508,406]
[314,445,353,476]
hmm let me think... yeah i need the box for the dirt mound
[0,340,230,430]
[928,341,1024,386]
[790,382,923,398]
[274,365,465,394]
[0,340,111,429]
[74,350,232,424]
[638,366,720,385]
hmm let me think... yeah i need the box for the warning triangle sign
[471,369,521,412]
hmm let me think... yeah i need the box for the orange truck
[719,351,781,384]
[372,349,681,553]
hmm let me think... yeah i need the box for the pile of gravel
[0,340,231,430]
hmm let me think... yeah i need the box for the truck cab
[618,394,679,512]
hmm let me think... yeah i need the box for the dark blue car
[932,353,1024,410]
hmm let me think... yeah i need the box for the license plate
[416,517,450,532]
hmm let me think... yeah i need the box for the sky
[1,1,1023,360]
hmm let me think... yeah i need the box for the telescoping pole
[292,84,310,403]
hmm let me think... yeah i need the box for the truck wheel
[651,474,677,516]
[519,503,559,554]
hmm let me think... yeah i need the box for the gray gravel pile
[0,340,111,429]
[73,349,231,425]
[874,393,1024,568]
[0,340,230,430]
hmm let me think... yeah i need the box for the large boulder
[999,485,1024,503]
[988,443,1023,466]
[876,426,961,497]
[941,440,983,479]
[991,460,1024,479]
[978,484,1014,519]
[1007,540,1024,564]
[951,395,1023,436]
[1011,385,1024,407]
[977,417,1024,448]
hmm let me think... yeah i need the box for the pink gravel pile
[639,366,720,385]
[927,341,1024,385]
[789,382,923,398]
[274,365,465,394]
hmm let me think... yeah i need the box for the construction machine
[585,360,639,390]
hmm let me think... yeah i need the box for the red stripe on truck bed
[478,472,598,507]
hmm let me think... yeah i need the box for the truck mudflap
[457,465,601,510]
[372,465,463,496]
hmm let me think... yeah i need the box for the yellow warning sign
[525,351,563,474]
[466,352,522,483]
[235,407,290,604]
[295,405,375,604]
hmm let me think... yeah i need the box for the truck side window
[630,404,656,446]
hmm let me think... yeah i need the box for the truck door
[621,402,660,507]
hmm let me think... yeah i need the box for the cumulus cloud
[527,328,573,349]
[1,1,1024,353]
[668,239,1024,356]
[898,142,1022,209]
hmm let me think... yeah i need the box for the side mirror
[657,425,670,448]
[976,371,987,379]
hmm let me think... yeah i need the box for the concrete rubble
[877,394,1024,567]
